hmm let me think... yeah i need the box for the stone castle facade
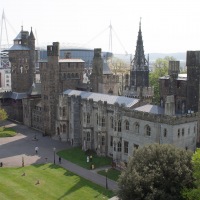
[0,26,199,163]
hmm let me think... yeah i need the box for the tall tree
[182,148,200,200]
[149,56,176,104]
[117,144,194,200]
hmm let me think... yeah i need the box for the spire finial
[21,26,23,31]
[139,17,142,30]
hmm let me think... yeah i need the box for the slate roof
[9,44,30,51]
[63,89,140,108]
[134,104,164,114]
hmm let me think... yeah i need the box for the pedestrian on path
[35,146,39,154]
[59,157,61,164]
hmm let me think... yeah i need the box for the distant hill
[149,52,186,61]
[114,52,187,70]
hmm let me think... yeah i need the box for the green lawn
[0,164,114,200]
[57,147,112,169]
[0,127,16,137]
[97,168,121,182]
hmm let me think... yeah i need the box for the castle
[0,24,199,163]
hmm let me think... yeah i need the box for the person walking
[35,146,39,154]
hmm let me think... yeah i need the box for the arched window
[87,113,90,123]
[110,117,113,128]
[96,113,98,125]
[117,141,122,152]
[102,117,105,127]
[63,124,66,133]
[135,122,139,134]
[87,132,90,141]
[118,120,122,132]
[114,120,117,131]
[60,124,63,133]
[63,107,66,117]
[188,128,190,134]
[182,128,184,136]
[164,128,167,137]
[145,125,151,136]
[102,136,105,145]
[194,126,196,133]
[125,120,129,130]
[178,129,180,138]
[114,141,116,151]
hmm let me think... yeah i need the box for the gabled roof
[63,89,140,108]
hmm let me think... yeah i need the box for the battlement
[123,86,154,98]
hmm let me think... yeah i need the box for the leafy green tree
[117,144,194,200]
[149,56,176,104]
[182,148,200,200]
[0,108,8,121]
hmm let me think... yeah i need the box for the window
[164,128,167,137]
[114,120,117,131]
[87,132,90,141]
[96,114,98,125]
[110,117,113,128]
[135,122,139,134]
[102,117,105,127]
[178,129,180,138]
[114,141,116,151]
[87,113,90,123]
[118,120,122,132]
[194,126,196,133]
[110,136,113,147]
[182,128,184,136]
[63,107,66,117]
[83,113,86,122]
[124,141,129,154]
[125,121,129,130]
[60,124,63,133]
[117,142,122,152]
[188,128,190,134]
[102,136,105,145]
[63,124,66,133]
[146,125,151,136]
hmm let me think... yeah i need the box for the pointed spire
[29,26,35,40]
[139,17,142,31]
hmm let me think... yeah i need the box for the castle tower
[168,61,180,95]
[9,27,36,93]
[130,19,149,88]
[186,51,200,112]
[90,48,103,92]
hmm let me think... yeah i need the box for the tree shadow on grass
[21,163,113,199]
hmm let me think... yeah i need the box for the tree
[182,148,200,200]
[149,56,176,104]
[108,57,130,75]
[0,108,8,121]
[117,144,194,200]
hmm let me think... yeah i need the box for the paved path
[0,120,118,192]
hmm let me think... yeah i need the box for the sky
[1,0,200,54]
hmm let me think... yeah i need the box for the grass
[0,127,16,137]
[97,168,121,182]
[0,164,114,200]
[57,147,113,169]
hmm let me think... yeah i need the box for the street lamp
[105,168,108,189]
[53,147,56,164]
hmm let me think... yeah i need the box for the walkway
[0,120,118,191]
